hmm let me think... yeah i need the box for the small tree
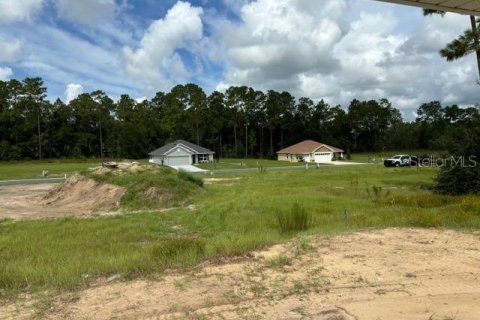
[435,117,480,195]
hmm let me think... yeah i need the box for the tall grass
[151,237,205,268]
[276,203,313,234]
[177,170,204,187]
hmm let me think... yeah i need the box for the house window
[198,154,209,163]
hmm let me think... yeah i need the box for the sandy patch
[204,177,243,185]
[2,228,480,319]
[43,175,125,211]
[0,176,125,220]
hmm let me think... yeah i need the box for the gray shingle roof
[149,140,215,156]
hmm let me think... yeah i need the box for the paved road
[0,177,66,186]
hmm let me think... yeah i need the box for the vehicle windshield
[392,156,401,159]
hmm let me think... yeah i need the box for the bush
[435,165,480,196]
[177,170,204,187]
[435,120,480,195]
[276,203,313,234]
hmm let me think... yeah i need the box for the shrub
[276,203,313,234]
[435,165,480,196]
[434,120,480,195]
[177,170,204,187]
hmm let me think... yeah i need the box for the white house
[149,140,214,166]
[277,140,344,163]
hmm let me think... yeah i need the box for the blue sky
[0,0,478,119]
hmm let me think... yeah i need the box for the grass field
[196,158,304,170]
[1,158,480,298]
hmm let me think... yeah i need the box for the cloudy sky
[0,0,478,119]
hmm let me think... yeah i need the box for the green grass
[1,161,480,298]
[196,158,303,170]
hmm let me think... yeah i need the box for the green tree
[206,91,226,157]
[21,77,47,159]
[424,10,480,79]
[348,99,401,151]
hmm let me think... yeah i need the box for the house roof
[277,140,344,154]
[376,0,480,16]
[149,140,215,156]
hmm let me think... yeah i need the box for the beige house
[277,140,344,163]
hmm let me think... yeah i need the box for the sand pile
[43,175,126,211]
[89,161,152,176]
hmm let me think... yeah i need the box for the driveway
[170,165,207,173]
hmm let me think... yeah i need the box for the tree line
[0,77,479,161]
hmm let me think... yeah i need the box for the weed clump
[177,170,204,187]
[264,255,292,269]
[366,185,390,204]
[276,203,313,234]
[151,237,205,268]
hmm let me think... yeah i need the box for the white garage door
[167,156,191,166]
[314,152,332,162]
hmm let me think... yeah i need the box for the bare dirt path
[0,183,89,219]
[0,176,125,220]
[2,228,480,319]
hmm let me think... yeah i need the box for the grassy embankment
[1,159,480,298]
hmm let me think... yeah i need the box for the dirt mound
[43,175,126,211]
[88,161,153,176]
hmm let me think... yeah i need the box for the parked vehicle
[384,155,418,167]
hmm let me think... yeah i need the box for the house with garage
[149,140,214,167]
[277,140,344,163]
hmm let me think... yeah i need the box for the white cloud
[402,13,469,54]
[219,0,345,91]
[0,0,43,23]
[123,1,204,89]
[0,36,23,62]
[215,0,479,114]
[56,0,117,26]
[0,67,13,80]
[64,83,84,103]
[17,23,141,99]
